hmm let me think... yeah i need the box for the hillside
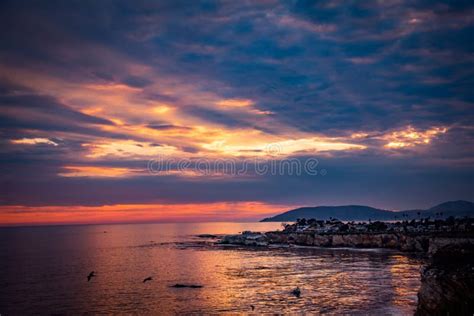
[260,200,474,222]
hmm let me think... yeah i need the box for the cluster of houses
[219,216,474,251]
[282,217,474,235]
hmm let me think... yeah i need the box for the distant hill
[397,200,474,219]
[260,200,474,222]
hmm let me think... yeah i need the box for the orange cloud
[11,138,58,146]
[0,202,290,226]
[203,136,366,157]
[216,98,254,107]
[383,126,447,149]
[83,140,179,159]
[1,61,367,162]
[59,166,144,178]
[152,104,173,114]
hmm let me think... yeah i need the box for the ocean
[0,222,424,314]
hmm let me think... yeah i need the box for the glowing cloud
[383,126,447,149]
[203,136,366,157]
[84,140,179,158]
[216,99,254,107]
[153,104,172,114]
[11,138,58,146]
[350,132,370,139]
[59,166,143,178]
[0,202,291,225]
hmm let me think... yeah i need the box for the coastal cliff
[415,243,474,315]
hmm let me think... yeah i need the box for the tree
[339,224,349,232]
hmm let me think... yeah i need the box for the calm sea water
[0,222,424,315]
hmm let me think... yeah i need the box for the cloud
[216,98,254,107]
[11,138,58,146]
[83,140,180,159]
[202,136,366,157]
[0,201,290,225]
[58,165,144,178]
[146,124,193,131]
[0,0,472,224]
[382,126,448,149]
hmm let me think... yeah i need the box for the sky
[0,0,473,225]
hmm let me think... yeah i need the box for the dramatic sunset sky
[0,0,473,225]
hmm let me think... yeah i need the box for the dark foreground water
[0,223,424,315]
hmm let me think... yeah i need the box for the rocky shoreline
[217,217,474,315]
[219,217,474,253]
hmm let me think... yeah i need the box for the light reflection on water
[0,223,424,314]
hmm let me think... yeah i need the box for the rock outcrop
[220,231,269,246]
[416,243,474,315]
